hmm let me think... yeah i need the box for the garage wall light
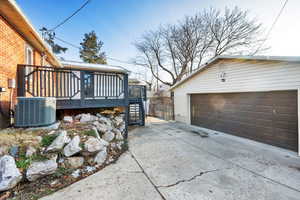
[219,72,226,82]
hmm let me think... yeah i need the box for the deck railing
[128,85,146,100]
[17,64,128,109]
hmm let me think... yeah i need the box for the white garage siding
[173,59,300,124]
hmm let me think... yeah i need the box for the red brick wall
[0,15,46,127]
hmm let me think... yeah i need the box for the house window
[25,45,33,75]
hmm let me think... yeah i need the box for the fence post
[171,91,175,120]
[17,65,25,97]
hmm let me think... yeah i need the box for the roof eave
[170,55,300,91]
[0,0,62,67]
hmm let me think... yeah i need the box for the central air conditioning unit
[15,97,56,127]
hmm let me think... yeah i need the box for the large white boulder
[80,114,98,123]
[94,148,107,165]
[0,155,22,192]
[63,136,82,157]
[26,159,57,182]
[93,121,112,133]
[46,130,70,152]
[102,131,115,142]
[97,115,112,127]
[84,137,108,153]
[113,128,124,140]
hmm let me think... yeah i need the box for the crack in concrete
[178,138,300,194]
[129,151,167,200]
[157,169,223,188]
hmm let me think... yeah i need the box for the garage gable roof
[170,55,300,91]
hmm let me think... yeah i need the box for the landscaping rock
[36,136,43,143]
[46,130,69,152]
[80,114,98,123]
[114,116,124,127]
[94,148,107,165]
[118,123,126,132]
[84,166,96,173]
[63,116,73,123]
[0,155,22,192]
[117,141,124,150]
[98,116,112,127]
[93,121,112,133]
[47,130,56,135]
[84,137,108,154]
[9,146,19,158]
[25,146,36,157]
[71,169,81,178]
[0,146,9,156]
[26,159,57,182]
[63,136,82,157]
[91,127,100,139]
[65,157,84,168]
[113,128,124,140]
[102,131,115,142]
[46,153,58,162]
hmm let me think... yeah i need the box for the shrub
[41,135,57,147]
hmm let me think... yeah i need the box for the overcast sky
[17,0,300,75]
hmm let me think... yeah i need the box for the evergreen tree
[79,31,107,64]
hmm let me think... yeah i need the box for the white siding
[173,59,300,124]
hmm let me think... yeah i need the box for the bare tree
[134,7,266,86]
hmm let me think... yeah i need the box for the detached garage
[170,56,300,153]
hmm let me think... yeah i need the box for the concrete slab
[129,129,232,186]
[168,121,300,191]
[129,117,300,199]
[159,167,300,200]
[41,153,163,200]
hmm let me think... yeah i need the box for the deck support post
[17,65,25,97]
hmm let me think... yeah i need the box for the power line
[50,0,91,31]
[256,0,288,52]
[54,35,142,66]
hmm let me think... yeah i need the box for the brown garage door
[190,91,298,151]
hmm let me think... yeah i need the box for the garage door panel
[191,91,298,151]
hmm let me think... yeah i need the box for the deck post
[80,71,85,107]
[124,73,129,139]
[17,65,25,97]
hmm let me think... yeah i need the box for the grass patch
[41,135,57,147]
[16,158,31,169]
[31,154,48,161]
[79,143,84,149]
[82,129,97,137]
[53,167,73,178]
[15,152,47,170]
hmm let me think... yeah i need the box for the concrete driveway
[42,117,300,200]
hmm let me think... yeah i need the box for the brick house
[0,0,61,128]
